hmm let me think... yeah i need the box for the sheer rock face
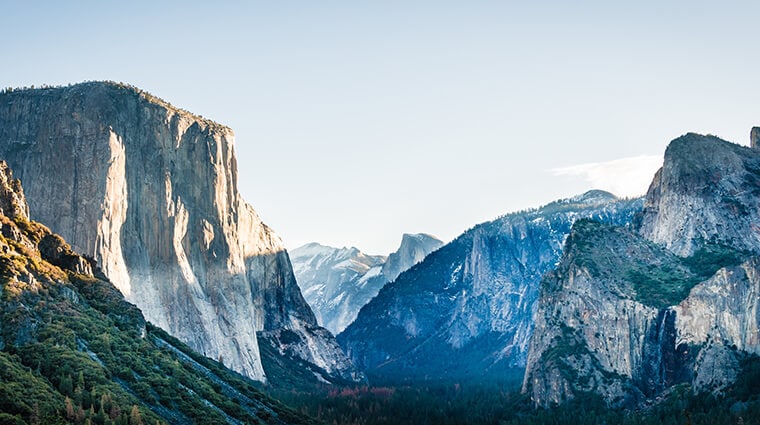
[638,133,760,256]
[339,191,643,382]
[523,222,695,407]
[381,233,444,283]
[525,133,760,407]
[673,261,760,356]
[292,233,442,334]
[0,82,357,382]
[525,247,760,407]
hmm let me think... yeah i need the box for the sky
[3,1,760,254]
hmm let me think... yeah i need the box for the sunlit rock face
[0,82,358,383]
[524,133,760,407]
[339,191,643,382]
[292,233,443,334]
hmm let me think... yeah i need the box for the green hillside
[0,161,315,425]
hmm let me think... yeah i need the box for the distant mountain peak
[402,232,437,239]
[383,233,444,283]
[293,233,443,334]
[338,192,643,382]
[568,190,618,205]
[400,232,442,244]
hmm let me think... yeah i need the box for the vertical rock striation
[0,82,357,383]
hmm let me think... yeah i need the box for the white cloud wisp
[550,155,663,198]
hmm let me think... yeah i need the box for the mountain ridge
[292,233,443,334]
[524,132,760,407]
[339,190,644,382]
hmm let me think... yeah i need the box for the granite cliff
[639,133,760,256]
[292,233,442,334]
[381,233,444,283]
[338,191,643,382]
[524,132,760,407]
[0,82,358,384]
[0,160,315,425]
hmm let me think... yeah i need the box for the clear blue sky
[3,1,760,254]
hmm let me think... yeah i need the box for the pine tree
[74,384,84,406]
[101,393,113,417]
[77,371,85,389]
[59,374,73,396]
[109,404,121,421]
[129,405,143,425]
[95,407,107,425]
[65,397,75,420]
[29,403,40,425]
[75,405,86,424]
[82,389,93,409]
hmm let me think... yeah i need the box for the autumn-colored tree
[129,405,143,425]
[65,397,75,420]
[75,404,86,424]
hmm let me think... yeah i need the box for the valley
[1,83,759,424]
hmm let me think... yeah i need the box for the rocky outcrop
[524,229,757,407]
[292,233,442,334]
[0,160,29,220]
[673,260,760,356]
[525,132,760,407]
[523,221,701,406]
[638,133,760,256]
[0,82,357,383]
[381,233,443,283]
[338,191,643,382]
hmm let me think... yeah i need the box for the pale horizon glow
[3,2,760,254]
[550,155,664,199]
